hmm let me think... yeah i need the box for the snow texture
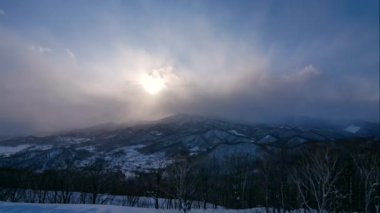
[228,130,246,137]
[0,145,31,157]
[0,202,309,213]
[344,125,360,134]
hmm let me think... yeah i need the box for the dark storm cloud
[157,65,379,123]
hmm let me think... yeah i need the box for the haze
[0,0,379,135]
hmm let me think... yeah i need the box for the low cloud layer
[0,1,378,135]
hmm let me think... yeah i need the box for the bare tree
[170,157,198,213]
[57,170,74,204]
[150,160,166,209]
[353,153,380,213]
[86,169,104,204]
[82,159,109,204]
[291,147,343,213]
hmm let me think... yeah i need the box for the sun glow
[140,72,166,95]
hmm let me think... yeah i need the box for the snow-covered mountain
[0,114,378,176]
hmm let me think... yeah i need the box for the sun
[140,72,165,95]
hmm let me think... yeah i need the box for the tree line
[0,139,379,213]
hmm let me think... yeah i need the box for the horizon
[0,0,379,135]
[2,112,379,138]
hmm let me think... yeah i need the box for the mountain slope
[0,114,378,175]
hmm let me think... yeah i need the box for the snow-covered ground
[0,202,296,213]
[344,125,360,134]
[0,145,31,157]
[0,189,216,209]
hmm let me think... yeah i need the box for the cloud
[65,48,76,59]
[0,9,5,15]
[0,31,127,134]
[29,44,52,54]
[0,9,378,135]
[287,65,321,81]
[154,65,378,123]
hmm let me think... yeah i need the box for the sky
[0,0,379,135]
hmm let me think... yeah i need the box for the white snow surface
[257,135,277,143]
[0,145,31,157]
[104,145,170,176]
[28,145,53,151]
[0,202,174,213]
[54,136,92,144]
[0,202,306,213]
[228,130,245,137]
[150,131,163,136]
[344,125,360,134]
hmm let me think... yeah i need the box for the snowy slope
[0,202,306,213]
[0,114,377,175]
[0,202,177,213]
[344,125,360,134]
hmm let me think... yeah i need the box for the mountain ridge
[0,114,378,176]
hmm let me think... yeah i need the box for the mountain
[0,114,378,176]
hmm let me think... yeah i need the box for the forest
[0,139,379,213]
